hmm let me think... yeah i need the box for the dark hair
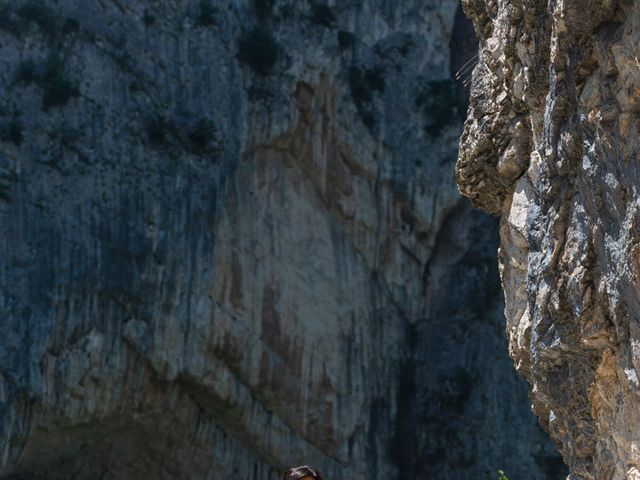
[282,465,323,480]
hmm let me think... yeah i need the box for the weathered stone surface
[458,0,640,478]
[0,1,561,479]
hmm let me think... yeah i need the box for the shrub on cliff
[0,4,22,36]
[416,79,457,136]
[348,65,385,129]
[195,0,218,27]
[497,470,509,480]
[337,30,355,49]
[186,118,220,155]
[309,3,336,28]
[0,117,23,145]
[15,55,79,110]
[146,115,176,147]
[16,1,59,39]
[253,0,275,20]
[237,27,281,75]
[41,56,80,109]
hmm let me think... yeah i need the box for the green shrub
[16,1,59,39]
[497,470,509,480]
[349,66,385,104]
[309,2,336,28]
[62,18,79,35]
[348,65,385,129]
[49,122,82,149]
[0,166,14,202]
[247,85,272,102]
[0,4,22,36]
[337,30,355,49]
[195,0,218,27]
[142,10,155,26]
[187,118,219,154]
[415,79,457,136]
[237,27,281,75]
[145,114,221,157]
[0,117,23,145]
[16,55,79,110]
[15,59,38,84]
[398,39,413,57]
[253,0,274,20]
[146,115,176,146]
[277,4,295,19]
[41,56,80,109]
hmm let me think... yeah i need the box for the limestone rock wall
[0,1,561,479]
[457,0,640,478]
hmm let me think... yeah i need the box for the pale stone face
[457,0,640,479]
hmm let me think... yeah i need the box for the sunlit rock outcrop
[458,0,640,478]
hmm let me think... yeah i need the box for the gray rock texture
[0,0,561,479]
[458,0,640,478]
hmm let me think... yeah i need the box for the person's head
[281,465,323,480]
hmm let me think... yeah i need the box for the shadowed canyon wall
[0,1,562,479]
[458,0,640,479]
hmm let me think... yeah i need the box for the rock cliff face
[458,0,640,478]
[0,1,562,479]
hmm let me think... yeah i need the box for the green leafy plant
[309,2,336,28]
[62,18,79,35]
[337,30,355,49]
[186,118,220,155]
[15,59,38,84]
[0,117,23,145]
[237,27,281,75]
[253,0,274,20]
[0,165,16,202]
[142,10,155,26]
[348,65,385,129]
[16,55,80,110]
[145,114,222,159]
[195,0,219,27]
[0,4,22,36]
[497,469,510,480]
[16,1,59,39]
[41,56,80,109]
[415,79,457,136]
[146,115,177,147]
